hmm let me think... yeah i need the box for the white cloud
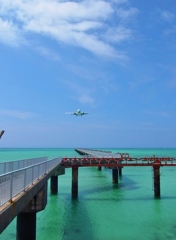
[116,7,139,20]
[129,77,154,90]
[36,46,61,61]
[0,18,25,46]
[0,0,137,58]
[104,26,132,43]
[144,110,170,118]
[112,0,128,3]
[0,109,38,119]
[161,10,175,22]
[78,94,95,105]
[65,80,95,105]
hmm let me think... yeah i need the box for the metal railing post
[38,164,40,180]
[24,169,27,192]
[0,157,61,207]
[10,172,13,202]
[4,163,6,174]
[45,161,47,175]
[32,165,34,185]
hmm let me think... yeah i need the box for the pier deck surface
[75,148,122,158]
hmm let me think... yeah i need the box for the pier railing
[0,157,48,175]
[61,156,176,167]
[0,157,61,207]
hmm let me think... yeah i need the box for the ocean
[1,148,176,240]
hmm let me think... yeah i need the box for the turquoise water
[1,148,176,240]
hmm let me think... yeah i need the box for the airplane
[0,130,5,139]
[65,109,89,116]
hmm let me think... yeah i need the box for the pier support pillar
[50,176,58,194]
[17,212,36,240]
[112,168,118,183]
[119,167,122,176]
[72,166,78,198]
[98,166,102,171]
[153,166,160,198]
[16,183,47,240]
[50,165,65,194]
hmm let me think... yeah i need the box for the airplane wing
[65,112,77,115]
[65,110,89,116]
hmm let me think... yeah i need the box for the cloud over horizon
[0,109,39,120]
[0,0,137,59]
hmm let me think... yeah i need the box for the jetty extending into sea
[1,148,176,239]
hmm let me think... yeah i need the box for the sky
[0,0,176,148]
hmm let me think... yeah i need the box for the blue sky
[0,0,176,148]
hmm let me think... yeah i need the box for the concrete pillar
[98,166,102,171]
[112,168,118,183]
[17,212,36,240]
[119,167,122,176]
[50,175,58,194]
[16,183,47,240]
[50,166,65,194]
[153,166,160,198]
[72,166,78,198]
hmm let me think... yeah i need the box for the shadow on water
[81,195,176,202]
[35,192,95,240]
[58,169,176,203]
[58,179,139,200]
[58,169,142,201]
[62,198,95,240]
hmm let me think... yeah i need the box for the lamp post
[0,130,5,139]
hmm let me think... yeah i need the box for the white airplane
[65,109,88,116]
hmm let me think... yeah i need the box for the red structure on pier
[61,156,176,198]
[61,156,176,167]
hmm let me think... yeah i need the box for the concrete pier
[72,166,78,198]
[17,212,36,240]
[153,166,160,198]
[119,167,122,176]
[3,150,176,238]
[112,168,118,183]
[50,176,58,194]
[50,165,65,194]
[16,183,47,240]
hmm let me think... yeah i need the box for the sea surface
[1,148,176,240]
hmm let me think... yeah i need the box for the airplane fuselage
[65,109,88,116]
[75,109,84,116]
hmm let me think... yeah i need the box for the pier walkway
[1,148,176,239]
[0,156,64,239]
[61,148,176,200]
[62,148,176,167]
[75,148,123,158]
